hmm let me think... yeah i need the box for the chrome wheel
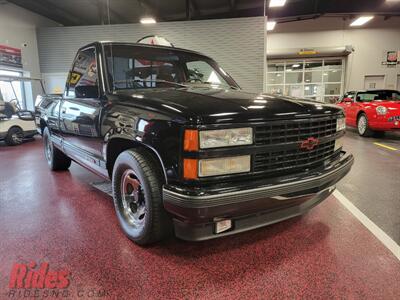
[120,169,146,228]
[358,115,367,135]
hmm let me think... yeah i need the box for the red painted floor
[1,139,400,299]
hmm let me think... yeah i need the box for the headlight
[198,155,250,177]
[336,117,346,131]
[199,128,253,149]
[376,106,387,115]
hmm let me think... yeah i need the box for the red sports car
[337,89,400,136]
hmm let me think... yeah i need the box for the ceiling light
[267,21,276,31]
[140,17,156,24]
[269,0,286,7]
[350,16,374,26]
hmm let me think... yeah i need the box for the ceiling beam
[7,0,83,26]
[87,0,130,24]
[185,0,200,20]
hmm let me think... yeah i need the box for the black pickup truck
[36,42,353,245]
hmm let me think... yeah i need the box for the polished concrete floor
[337,129,400,244]
[0,136,399,299]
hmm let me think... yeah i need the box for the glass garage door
[266,58,344,103]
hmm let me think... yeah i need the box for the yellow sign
[69,72,81,85]
[298,50,318,55]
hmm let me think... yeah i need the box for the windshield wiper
[114,79,188,88]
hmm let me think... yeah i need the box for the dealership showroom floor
[1,0,400,299]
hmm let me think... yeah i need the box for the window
[267,58,344,103]
[104,45,238,91]
[357,91,400,102]
[0,69,24,108]
[67,48,98,98]
[186,61,225,85]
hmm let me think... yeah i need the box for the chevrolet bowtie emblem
[300,137,319,151]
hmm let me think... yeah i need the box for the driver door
[59,47,104,166]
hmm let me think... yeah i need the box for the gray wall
[0,2,59,109]
[37,17,265,92]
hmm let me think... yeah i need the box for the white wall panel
[37,17,265,92]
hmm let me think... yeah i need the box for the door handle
[69,107,80,111]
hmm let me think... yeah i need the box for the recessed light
[350,16,374,26]
[140,17,156,24]
[248,105,266,109]
[269,0,286,7]
[267,21,276,31]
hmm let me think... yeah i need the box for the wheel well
[7,125,23,134]
[357,111,366,121]
[106,138,166,181]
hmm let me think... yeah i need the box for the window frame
[65,46,101,100]
[266,57,345,103]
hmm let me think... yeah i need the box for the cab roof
[78,41,210,59]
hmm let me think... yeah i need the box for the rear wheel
[357,113,373,137]
[112,148,172,245]
[43,127,71,170]
[5,126,24,146]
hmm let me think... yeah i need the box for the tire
[5,126,24,146]
[357,113,373,137]
[43,127,71,170]
[112,148,172,245]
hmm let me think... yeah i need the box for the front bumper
[369,115,400,131]
[163,152,354,241]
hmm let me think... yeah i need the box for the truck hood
[115,87,343,124]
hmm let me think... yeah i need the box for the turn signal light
[184,129,199,152]
[183,158,198,180]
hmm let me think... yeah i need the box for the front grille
[254,116,337,145]
[388,116,400,122]
[254,141,335,174]
[252,116,339,176]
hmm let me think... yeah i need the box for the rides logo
[8,262,70,289]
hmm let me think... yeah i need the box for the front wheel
[43,127,71,170]
[112,148,172,245]
[357,113,373,137]
[5,126,24,146]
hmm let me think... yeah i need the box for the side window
[67,48,98,98]
[186,61,224,84]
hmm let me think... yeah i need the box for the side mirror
[75,85,99,98]
[343,97,353,103]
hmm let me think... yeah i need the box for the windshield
[104,45,239,91]
[357,90,400,102]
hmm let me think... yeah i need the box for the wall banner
[0,45,23,68]
[381,50,400,68]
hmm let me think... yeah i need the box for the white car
[0,75,43,146]
[0,110,37,146]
